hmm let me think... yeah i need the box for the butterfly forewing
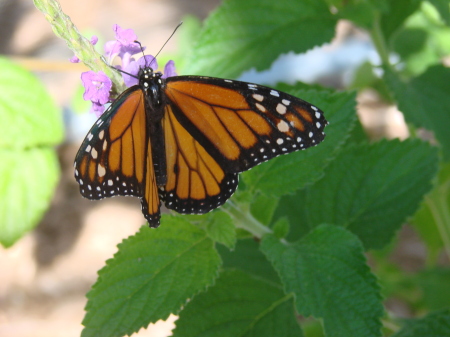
[161,105,239,214]
[165,76,327,173]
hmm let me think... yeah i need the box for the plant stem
[370,11,392,70]
[33,0,125,93]
[222,200,272,239]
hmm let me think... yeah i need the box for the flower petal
[113,24,137,46]
[162,60,177,78]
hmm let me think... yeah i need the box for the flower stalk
[33,0,125,92]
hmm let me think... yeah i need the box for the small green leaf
[261,225,383,337]
[384,65,450,160]
[82,217,221,337]
[0,57,63,148]
[380,0,423,40]
[206,211,236,249]
[429,0,450,25]
[391,309,450,337]
[173,270,303,337]
[0,148,60,247]
[417,268,450,311]
[338,2,377,30]
[243,89,357,196]
[184,0,336,78]
[411,162,450,261]
[272,217,290,239]
[272,189,310,242]
[305,139,439,249]
[218,238,280,283]
[392,28,428,59]
[250,193,279,225]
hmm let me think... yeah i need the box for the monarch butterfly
[74,65,328,227]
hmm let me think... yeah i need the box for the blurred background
[0,0,432,336]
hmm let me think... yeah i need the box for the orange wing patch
[161,105,238,214]
[141,139,160,225]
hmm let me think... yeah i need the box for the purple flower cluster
[79,24,177,116]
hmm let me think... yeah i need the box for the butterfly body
[74,66,328,227]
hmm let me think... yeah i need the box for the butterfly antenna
[135,21,183,68]
[102,55,138,79]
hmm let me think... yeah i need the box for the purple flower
[81,71,112,115]
[162,60,177,78]
[69,55,80,63]
[90,35,98,46]
[122,55,158,87]
[104,24,143,63]
[114,24,137,46]
[79,25,178,117]
[91,101,106,117]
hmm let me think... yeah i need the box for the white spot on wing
[98,164,106,177]
[252,94,264,102]
[91,148,98,159]
[255,103,266,112]
[270,90,279,97]
[276,103,287,115]
[282,99,290,105]
[276,138,284,145]
[277,120,289,132]
[99,130,104,140]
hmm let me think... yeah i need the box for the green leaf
[272,189,311,242]
[306,139,439,249]
[184,0,336,78]
[205,211,236,249]
[391,28,429,59]
[411,162,450,261]
[218,238,280,283]
[429,0,450,25]
[0,57,63,148]
[243,89,357,196]
[261,225,383,337]
[338,2,377,30]
[391,309,450,337]
[82,217,221,337]
[384,65,450,160]
[250,193,279,225]
[272,217,290,239]
[417,268,450,311]
[173,270,303,337]
[0,148,60,247]
[380,0,423,40]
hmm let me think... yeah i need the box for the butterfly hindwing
[161,105,239,214]
[165,76,327,173]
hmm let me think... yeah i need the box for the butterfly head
[138,66,163,89]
